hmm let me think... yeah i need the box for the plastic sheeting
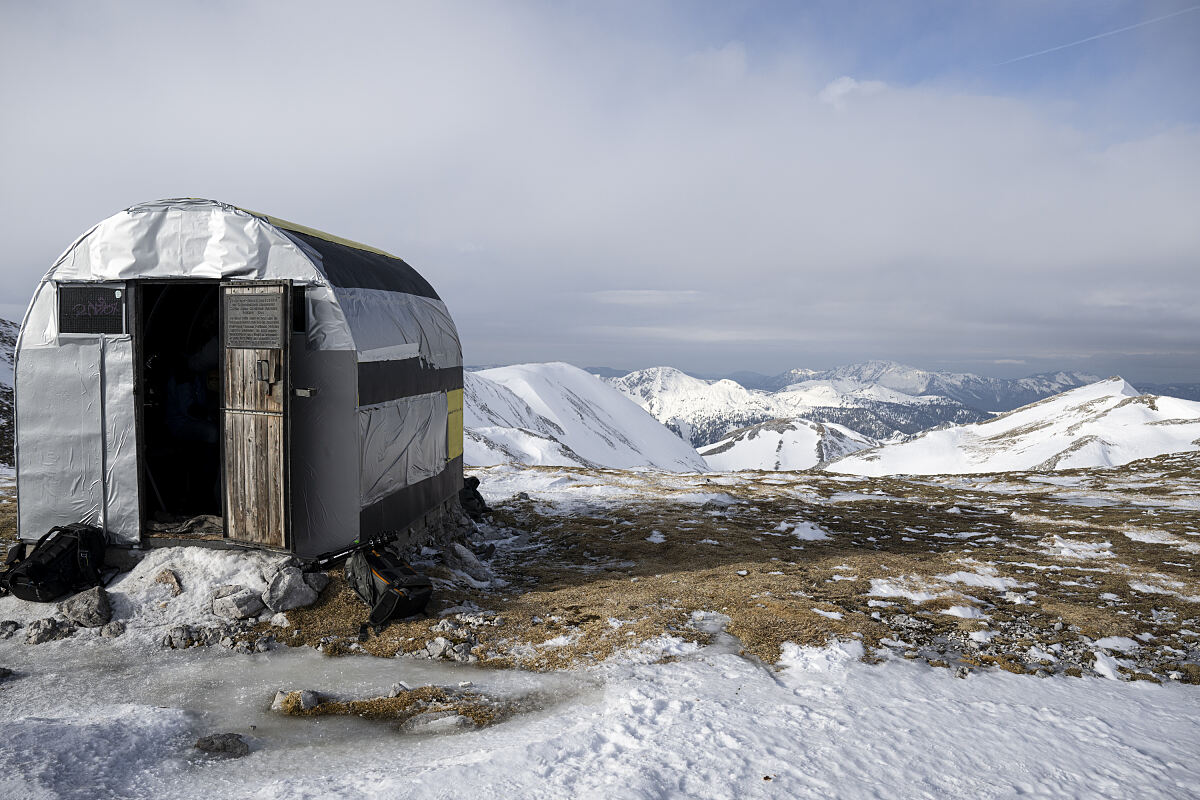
[16,338,140,544]
[334,288,462,368]
[358,392,449,508]
[34,199,355,353]
[99,336,140,543]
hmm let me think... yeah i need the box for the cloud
[591,290,703,305]
[818,76,887,109]
[0,2,1197,381]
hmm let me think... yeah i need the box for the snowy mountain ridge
[756,360,1100,410]
[825,377,1200,476]
[700,418,876,472]
[609,366,989,447]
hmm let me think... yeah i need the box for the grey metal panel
[289,346,360,556]
[100,336,140,543]
[358,391,449,508]
[333,288,462,368]
[16,343,104,539]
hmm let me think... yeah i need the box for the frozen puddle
[0,640,590,799]
[2,636,1199,799]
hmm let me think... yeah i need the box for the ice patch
[778,638,865,672]
[1128,579,1200,604]
[941,605,987,619]
[1041,535,1114,560]
[936,569,1020,591]
[868,578,948,604]
[812,609,844,620]
[1094,637,1139,653]
[1092,650,1134,681]
[791,521,831,541]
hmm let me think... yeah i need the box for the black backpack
[0,524,107,603]
[344,545,432,638]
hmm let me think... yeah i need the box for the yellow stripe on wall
[447,388,464,460]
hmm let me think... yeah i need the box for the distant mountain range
[1136,383,1200,402]
[3,312,1196,477]
[608,366,992,447]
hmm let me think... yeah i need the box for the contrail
[996,4,1200,66]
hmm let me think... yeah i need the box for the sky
[1,1,1198,382]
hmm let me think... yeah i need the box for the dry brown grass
[263,453,1200,681]
[5,450,1198,682]
[276,686,505,728]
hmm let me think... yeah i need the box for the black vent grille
[59,286,125,334]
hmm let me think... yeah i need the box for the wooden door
[221,281,290,548]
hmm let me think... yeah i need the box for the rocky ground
[2,453,1199,691]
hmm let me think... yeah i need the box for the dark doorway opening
[138,282,223,528]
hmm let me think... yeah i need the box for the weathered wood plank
[222,283,287,548]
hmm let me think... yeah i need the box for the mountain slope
[826,378,1200,476]
[465,363,706,472]
[610,366,988,447]
[700,418,875,471]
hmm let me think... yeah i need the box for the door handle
[256,360,271,382]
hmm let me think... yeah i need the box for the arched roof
[26,199,461,368]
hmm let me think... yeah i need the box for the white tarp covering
[334,288,462,368]
[99,336,140,542]
[16,338,140,544]
[358,392,449,507]
[35,199,355,353]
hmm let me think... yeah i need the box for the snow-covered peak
[827,378,1200,476]
[466,363,707,472]
[701,417,875,472]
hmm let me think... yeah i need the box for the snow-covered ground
[2,630,1197,798]
[3,454,1200,797]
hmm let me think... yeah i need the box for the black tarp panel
[287,230,440,299]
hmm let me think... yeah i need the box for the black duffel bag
[0,523,107,602]
[345,544,432,639]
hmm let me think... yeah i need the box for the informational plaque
[224,291,284,349]
[59,285,125,334]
